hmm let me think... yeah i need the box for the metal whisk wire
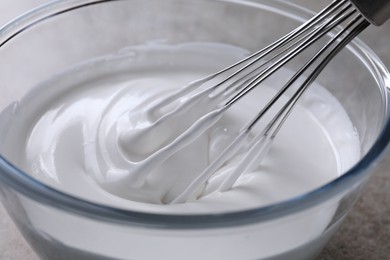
[171,0,370,204]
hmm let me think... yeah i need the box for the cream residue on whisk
[0,43,360,214]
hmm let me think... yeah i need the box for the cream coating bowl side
[0,0,389,259]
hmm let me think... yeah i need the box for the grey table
[0,1,389,259]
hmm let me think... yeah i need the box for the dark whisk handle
[349,0,390,25]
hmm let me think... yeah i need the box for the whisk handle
[349,0,390,25]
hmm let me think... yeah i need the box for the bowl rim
[0,0,389,229]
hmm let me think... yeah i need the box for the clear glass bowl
[0,0,389,259]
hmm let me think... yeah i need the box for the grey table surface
[0,1,389,259]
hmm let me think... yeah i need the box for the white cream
[0,43,360,214]
[0,42,363,259]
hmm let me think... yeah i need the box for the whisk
[120,0,390,204]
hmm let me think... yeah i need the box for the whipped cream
[0,43,360,214]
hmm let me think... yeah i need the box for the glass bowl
[0,0,389,259]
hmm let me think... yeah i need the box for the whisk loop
[172,0,370,204]
[121,0,377,203]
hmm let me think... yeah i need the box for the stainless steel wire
[169,0,372,204]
